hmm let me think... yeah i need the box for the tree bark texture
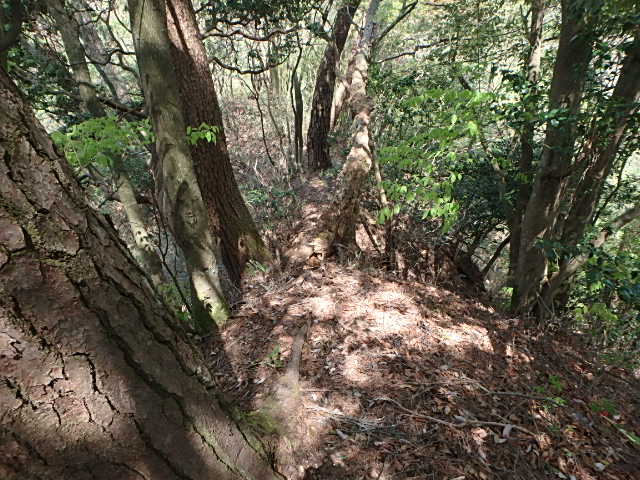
[514,0,600,312]
[0,70,276,480]
[306,0,361,172]
[508,0,545,294]
[292,69,304,170]
[128,0,229,327]
[326,0,381,251]
[165,0,269,291]
[51,0,166,287]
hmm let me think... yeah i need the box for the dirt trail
[209,180,640,480]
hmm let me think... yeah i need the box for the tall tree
[508,0,546,298]
[49,0,166,287]
[323,0,381,252]
[165,0,270,292]
[128,0,229,327]
[514,0,602,312]
[541,30,640,307]
[0,68,276,480]
[306,0,361,172]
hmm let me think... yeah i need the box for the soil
[206,178,640,480]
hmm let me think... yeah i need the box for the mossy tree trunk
[165,0,269,293]
[128,0,229,327]
[0,69,276,480]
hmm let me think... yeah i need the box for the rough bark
[165,0,269,291]
[51,0,166,287]
[508,0,545,294]
[325,0,381,252]
[128,0,229,327]
[306,0,361,172]
[0,69,276,480]
[514,0,600,312]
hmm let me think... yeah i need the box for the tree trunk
[75,0,130,101]
[508,0,545,296]
[165,0,269,292]
[560,32,640,247]
[51,0,167,287]
[0,69,276,480]
[306,0,361,172]
[513,0,601,312]
[292,69,304,170]
[128,0,229,328]
[541,32,640,307]
[49,0,104,117]
[113,157,167,287]
[326,0,381,252]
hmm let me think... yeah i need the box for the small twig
[373,397,538,438]
[474,383,566,406]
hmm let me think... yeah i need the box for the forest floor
[207,178,640,480]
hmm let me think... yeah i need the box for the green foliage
[569,227,640,367]
[51,116,151,168]
[590,398,619,417]
[374,84,502,234]
[157,282,191,324]
[186,123,219,145]
[262,344,284,369]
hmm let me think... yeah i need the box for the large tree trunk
[325,0,381,252]
[508,0,545,297]
[128,0,229,327]
[541,32,640,307]
[50,0,166,287]
[0,69,276,480]
[165,0,269,292]
[513,0,600,312]
[306,0,361,172]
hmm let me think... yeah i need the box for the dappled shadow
[212,256,640,479]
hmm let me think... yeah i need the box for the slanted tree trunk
[50,0,166,287]
[325,0,381,252]
[75,0,130,101]
[128,0,229,327]
[541,32,640,307]
[306,0,361,172]
[542,203,640,307]
[513,0,601,312]
[165,0,269,292]
[508,0,545,297]
[48,0,104,117]
[0,69,276,480]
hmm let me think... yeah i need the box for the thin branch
[373,1,418,47]
[377,38,450,63]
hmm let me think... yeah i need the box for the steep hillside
[207,180,640,480]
